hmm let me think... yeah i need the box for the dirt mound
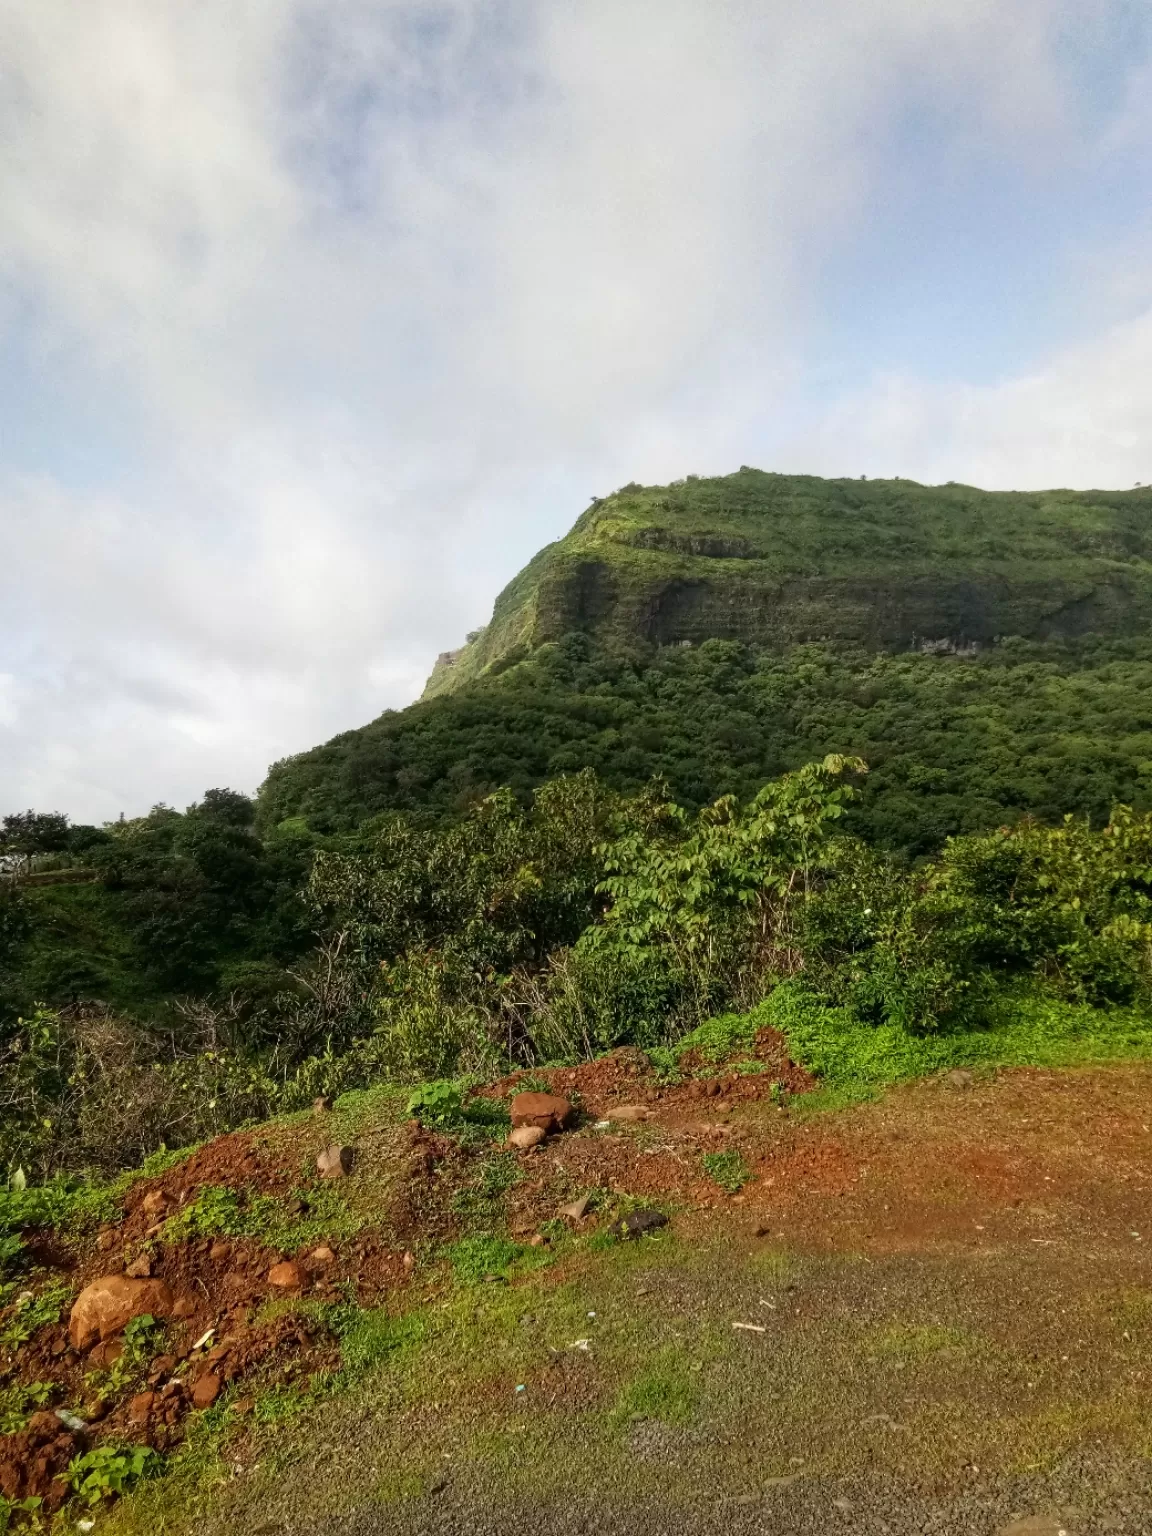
[480,1030,814,1121]
[0,1413,79,1514]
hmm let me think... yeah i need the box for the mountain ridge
[421,468,1152,698]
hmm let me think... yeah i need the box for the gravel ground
[321,1449,1152,1536]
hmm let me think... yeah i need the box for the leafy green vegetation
[0,1284,70,1353]
[700,1150,750,1194]
[66,1444,163,1506]
[11,470,1152,1187]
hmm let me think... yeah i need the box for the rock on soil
[509,1092,574,1133]
[508,1125,547,1150]
[609,1104,650,1123]
[317,1144,355,1178]
[616,1209,669,1240]
[69,1274,176,1350]
[191,1372,223,1409]
[268,1261,305,1289]
[559,1194,593,1220]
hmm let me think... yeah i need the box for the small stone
[87,1338,124,1369]
[402,1251,415,1271]
[508,1125,547,1151]
[96,1228,117,1252]
[509,1091,574,1133]
[172,1294,197,1319]
[316,1144,354,1179]
[309,1245,336,1263]
[616,1209,669,1240]
[267,1261,304,1289]
[313,1095,334,1114]
[124,1254,153,1279]
[528,1234,546,1247]
[946,1069,975,1090]
[128,1392,155,1424]
[208,1241,231,1263]
[559,1194,593,1221]
[232,1397,254,1416]
[151,1354,177,1376]
[141,1190,170,1218]
[609,1104,650,1123]
[191,1373,222,1410]
[25,1410,61,1439]
[69,1275,176,1351]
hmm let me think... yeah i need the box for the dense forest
[7,469,1152,1180]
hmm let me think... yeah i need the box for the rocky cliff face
[422,469,1152,698]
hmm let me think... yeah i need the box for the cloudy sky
[2,0,1151,823]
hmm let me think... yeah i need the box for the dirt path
[106,1064,1152,1536]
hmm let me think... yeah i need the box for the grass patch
[701,1150,750,1194]
[760,983,1152,1098]
[160,1180,359,1251]
[610,1345,699,1427]
[444,1234,527,1285]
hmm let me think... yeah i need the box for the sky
[2,0,1152,824]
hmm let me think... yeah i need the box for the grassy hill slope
[260,471,1152,852]
[423,469,1152,695]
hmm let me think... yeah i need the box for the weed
[0,1379,56,1433]
[161,1184,279,1243]
[0,1493,42,1531]
[406,1080,463,1126]
[701,1150,750,1194]
[0,1283,70,1352]
[0,1235,25,1281]
[66,1444,162,1506]
[86,1313,164,1398]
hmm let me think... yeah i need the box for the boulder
[509,1092,574,1133]
[69,1275,175,1351]
[267,1261,304,1289]
[316,1144,354,1179]
[508,1125,547,1150]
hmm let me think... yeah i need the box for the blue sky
[2,0,1152,821]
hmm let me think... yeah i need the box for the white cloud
[0,0,1149,819]
[785,305,1152,488]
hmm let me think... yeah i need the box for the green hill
[259,470,1152,851]
[422,470,1152,695]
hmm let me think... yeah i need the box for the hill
[423,469,1152,697]
[260,470,1152,852]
